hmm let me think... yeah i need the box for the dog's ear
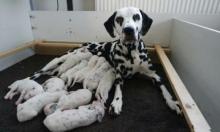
[104,12,116,38]
[140,10,153,36]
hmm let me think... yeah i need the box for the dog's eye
[116,16,123,26]
[133,14,140,21]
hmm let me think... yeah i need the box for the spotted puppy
[83,7,181,115]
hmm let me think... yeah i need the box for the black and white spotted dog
[32,7,180,116]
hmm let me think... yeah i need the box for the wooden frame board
[155,44,211,132]
[0,40,211,132]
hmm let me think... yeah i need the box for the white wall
[30,11,220,47]
[0,0,34,71]
[170,19,220,132]
[31,0,95,11]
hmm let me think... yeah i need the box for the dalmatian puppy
[53,51,92,76]
[31,47,91,79]
[43,100,105,132]
[17,91,66,122]
[43,89,92,115]
[4,77,44,105]
[82,57,106,89]
[83,61,111,91]
[43,77,67,92]
[95,68,116,103]
[60,60,88,87]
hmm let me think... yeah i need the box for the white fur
[95,68,116,102]
[160,85,181,114]
[43,77,66,92]
[57,89,92,110]
[60,60,88,86]
[44,89,92,115]
[114,7,143,43]
[4,77,44,105]
[68,55,99,87]
[43,101,105,132]
[17,91,66,122]
[54,52,92,76]
[84,61,111,91]
[41,52,71,72]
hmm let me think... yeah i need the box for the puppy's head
[104,7,153,43]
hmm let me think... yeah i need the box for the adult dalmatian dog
[84,7,180,115]
[32,7,180,116]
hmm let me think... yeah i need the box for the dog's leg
[140,62,181,114]
[15,90,26,105]
[9,91,19,100]
[109,73,123,115]
[4,86,18,100]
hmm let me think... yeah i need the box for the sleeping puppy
[43,89,92,115]
[17,91,66,122]
[4,77,44,105]
[43,100,105,132]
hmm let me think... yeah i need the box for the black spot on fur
[104,12,116,38]
[115,78,123,84]
[57,62,63,66]
[139,55,148,61]
[116,97,119,100]
[89,44,97,50]
[82,43,88,46]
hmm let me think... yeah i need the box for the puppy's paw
[109,98,122,116]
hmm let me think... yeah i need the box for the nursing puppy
[83,61,111,91]
[4,77,44,105]
[31,47,91,79]
[95,68,116,103]
[60,60,88,87]
[43,77,67,92]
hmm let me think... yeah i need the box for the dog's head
[104,7,153,43]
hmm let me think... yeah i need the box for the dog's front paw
[167,99,181,114]
[109,98,122,116]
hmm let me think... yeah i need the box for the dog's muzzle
[123,27,136,41]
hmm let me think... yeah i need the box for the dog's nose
[123,27,134,35]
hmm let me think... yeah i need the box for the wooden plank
[34,42,82,55]
[0,40,41,59]
[34,41,171,56]
[154,44,211,132]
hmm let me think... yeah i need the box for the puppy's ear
[140,10,153,36]
[104,12,116,38]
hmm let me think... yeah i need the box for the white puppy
[60,60,88,87]
[43,101,105,132]
[54,51,92,76]
[95,68,116,103]
[43,77,67,92]
[17,91,66,122]
[44,89,92,115]
[84,62,111,91]
[4,77,44,105]
[31,47,88,79]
